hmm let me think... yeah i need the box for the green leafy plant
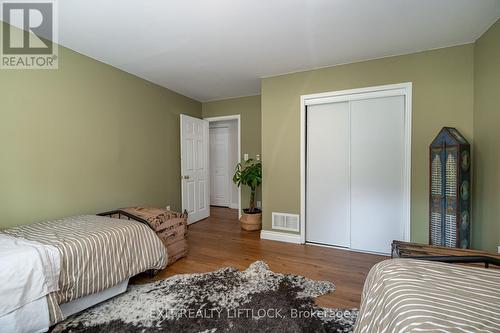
[233,159,262,214]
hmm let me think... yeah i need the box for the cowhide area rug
[51,261,358,333]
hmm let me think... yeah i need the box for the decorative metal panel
[445,153,457,197]
[430,154,443,245]
[431,155,442,195]
[429,127,471,248]
[430,212,442,246]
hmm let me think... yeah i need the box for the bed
[355,258,500,332]
[0,214,167,331]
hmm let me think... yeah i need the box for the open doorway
[205,115,241,217]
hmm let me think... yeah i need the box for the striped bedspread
[355,259,500,333]
[2,215,167,325]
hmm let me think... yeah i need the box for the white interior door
[209,127,229,207]
[349,96,405,254]
[306,102,350,247]
[180,114,209,224]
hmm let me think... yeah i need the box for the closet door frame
[300,82,412,249]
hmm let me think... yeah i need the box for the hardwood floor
[133,207,385,308]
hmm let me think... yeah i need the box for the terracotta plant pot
[240,209,262,231]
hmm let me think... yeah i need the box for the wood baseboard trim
[260,230,302,244]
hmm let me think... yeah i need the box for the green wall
[261,44,475,243]
[0,42,201,228]
[202,95,262,211]
[2,17,498,252]
[473,19,500,252]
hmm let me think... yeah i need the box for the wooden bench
[392,240,500,268]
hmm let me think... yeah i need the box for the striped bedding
[2,215,167,325]
[355,259,500,333]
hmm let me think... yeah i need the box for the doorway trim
[204,115,242,218]
[300,82,412,246]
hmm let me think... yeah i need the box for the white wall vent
[272,212,300,232]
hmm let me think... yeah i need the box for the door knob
[183,175,190,180]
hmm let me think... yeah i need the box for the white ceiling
[58,0,500,101]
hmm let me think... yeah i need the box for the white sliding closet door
[306,102,350,247]
[349,96,405,254]
[305,91,407,255]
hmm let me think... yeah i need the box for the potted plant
[233,158,262,231]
